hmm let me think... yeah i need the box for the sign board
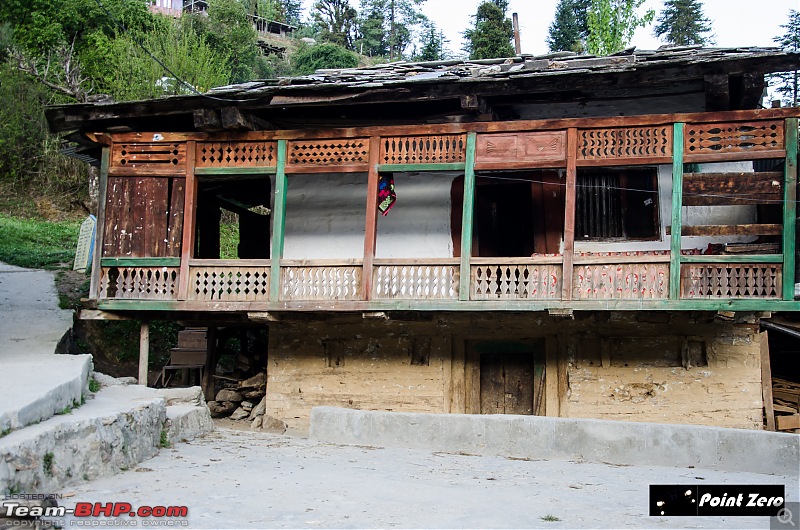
[73,215,96,272]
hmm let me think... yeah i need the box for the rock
[215,389,243,402]
[91,372,121,389]
[116,377,138,385]
[238,372,266,391]
[207,401,237,418]
[251,416,263,430]
[261,415,287,433]
[229,407,250,421]
[241,401,254,410]
[243,390,265,400]
[248,396,267,421]
[156,386,205,406]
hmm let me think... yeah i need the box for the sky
[299,0,799,57]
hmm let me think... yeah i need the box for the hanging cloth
[378,174,396,216]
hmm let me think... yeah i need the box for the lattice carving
[381,135,466,164]
[685,120,784,157]
[287,139,369,166]
[573,263,668,300]
[98,267,179,300]
[681,264,781,299]
[470,264,562,300]
[189,266,270,301]
[281,266,362,300]
[196,142,277,168]
[372,265,459,299]
[111,143,185,171]
[578,126,672,161]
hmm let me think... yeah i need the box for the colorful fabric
[378,174,396,215]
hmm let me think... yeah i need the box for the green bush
[293,43,358,75]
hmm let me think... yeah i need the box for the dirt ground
[53,426,794,529]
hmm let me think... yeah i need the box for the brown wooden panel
[475,131,566,166]
[682,172,783,206]
[503,354,535,415]
[196,141,277,167]
[684,120,784,158]
[381,134,466,164]
[168,178,185,257]
[679,224,782,237]
[110,143,186,175]
[145,177,169,257]
[479,353,505,414]
[287,138,369,167]
[577,125,672,161]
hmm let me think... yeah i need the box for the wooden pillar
[362,136,381,301]
[760,331,776,431]
[89,147,110,299]
[783,118,797,300]
[202,326,217,402]
[138,321,150,386]
[178,140,197,300]
[269,140,288,302]
[561,128,577,301]
[669,123,685,300]
[458,132,477,301]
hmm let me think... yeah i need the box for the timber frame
[88,108,800,315]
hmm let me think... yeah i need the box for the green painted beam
[101,257,181,267]
[377,163,466,173]
[269,140,288,302]
[680,254,783,264]
[96,297,800,313]
[670,123,685,300]
[784,118,798,300]
[459,132,477,301]
[194,166,277,176]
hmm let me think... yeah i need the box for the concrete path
[56,428,792,529]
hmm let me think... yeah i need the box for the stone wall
[264,313,765,432]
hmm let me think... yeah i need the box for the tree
[293,42,358,74]
[354,0,426,60]
[772,9,800,107]
[356,0,389,56]
[586,0,654,56]
[416,21,447,61]
[282,0,303,26]
[547,0,591,52]
[191,0,260,83]
[464,0,514,60]
[312,0,358,49]
[654,0,712,46]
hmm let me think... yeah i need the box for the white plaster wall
[375,172,456,258]
[283,173,368,259]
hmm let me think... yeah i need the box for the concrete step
[0,354,93,434]
[0,382,213,495]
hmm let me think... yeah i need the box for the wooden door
[477,343,544,415]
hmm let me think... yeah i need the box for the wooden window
[576,168,659,241]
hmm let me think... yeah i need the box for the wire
[92,0,258,103]
[474,173,797,205]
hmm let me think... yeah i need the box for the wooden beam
[269,140,288,302]
[139,321,150,386]
[202,326,217,402]
[704,75,730,111]
[220,107,272,131]
[362,136,381,301]
[783,118,797,301]
[681,254,783,264]
[90,147,110,299]
[670,123,685,300]
[78,309,134,321]
[760,330,776,431]
[101,257,181,267]
[458,132,477,301]
[193,109,222,132]
[545,336,558,417]
[777,414,800,430]
[178,141,197,300]
[674,224,783,237]
[682,172,783,206]
[460,95,490,114]
[562,128,578,301]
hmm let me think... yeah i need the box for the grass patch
[159,430,170,448]
[88,378,101,393]
[0,214,80,269]
[0,427,11,438]
[43,452,55,476]
[541,515,561,522]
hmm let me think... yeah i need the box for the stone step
[0,354,93,434]
[0,383,213,495]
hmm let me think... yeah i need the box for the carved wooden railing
[372,259,459,300]
[280,260,363,301]
[681,263,782,299]
[470,258,563,300]
[572,255,670,300]
[98,266,180,300]
[195,141,277,168]
[380,135,466,165]
[188,260,270,301]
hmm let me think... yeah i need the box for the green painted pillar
[269,140,288,302]
[669,123,684,301]
[784,118,798,300]
[459,132,477,301]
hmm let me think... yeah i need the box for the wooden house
[48,47,800,431]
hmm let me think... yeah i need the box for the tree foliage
[353,0,426,60]
[654,0,712,46]
[293,42,358,74]
[416,20,447,61]
[772,9,800,107]
[547,0,591,52]
[464,0,515,60]
[586,0,654,56]
[312,0,358,49]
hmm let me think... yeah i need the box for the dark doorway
[472,340,545,415]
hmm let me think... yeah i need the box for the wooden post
[459,132,477,301]
[545,336,559,417]
[269,140,288,302]
[670,123,685,300]
[89,147,110,299]
[561,128,577,301]
[178,140,197,300]
[760,330,776,431]
[512,13,521,55]
[202,326,217,402]
[362,136,381,301]
[138,321,150,386]
[783,118,797,300]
